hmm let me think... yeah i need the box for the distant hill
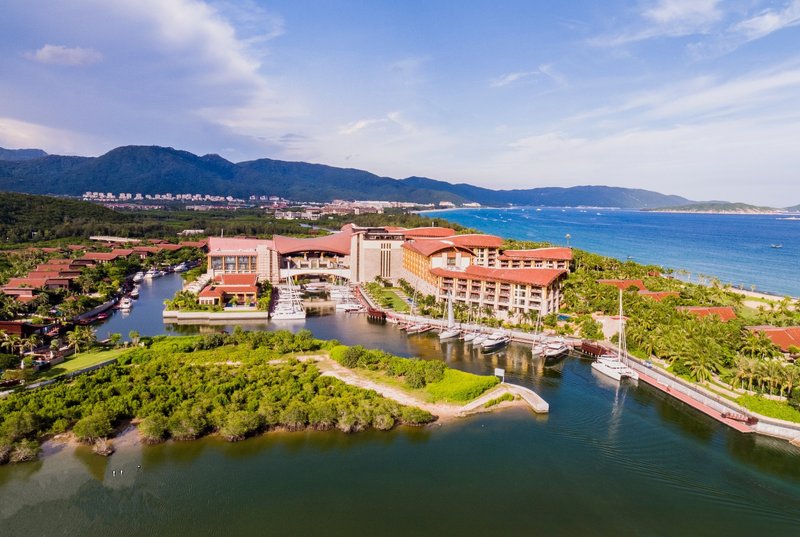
[644,202,780,214]
[786,204,800,212]
[0,191,130,243]
[0,144,695,208]
[0,147,48,161]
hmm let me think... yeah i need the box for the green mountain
[786,204,800,212]
[0,147,48,161]
[0,191,130,243]
[0,145,694,208]
[644,202,779,214]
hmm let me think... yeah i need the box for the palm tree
[129,330,140,346]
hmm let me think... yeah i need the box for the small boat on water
[481,332,510,352]
[130,286,140,299]
[119,297,133,311]
[771,244,783,249]
[132,271,144,283]
[462,331,477,344]
[174,262,189,272]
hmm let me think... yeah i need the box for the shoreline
[36,355,527,463]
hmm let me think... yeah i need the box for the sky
[1,0,799,206]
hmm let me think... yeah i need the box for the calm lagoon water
[422,208,800,297]
[3,273,800,536]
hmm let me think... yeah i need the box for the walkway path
[299,355,549,420]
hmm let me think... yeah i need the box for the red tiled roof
[431,265,566,287]
[500,247,573,261]
[159,244,184,251]
[598,279,647,291]
[198,287,224,298]
[273,231,352,255]
[678,306,737,322]
[400,227,456,238]
[44,259,73,265]
[639,291,680,301]
[4,277,49,288]
[215,284,258,294]
[207,236,274,253]
[402,240,474,257]
[81,252,121,261]
[747,326,800,352]
[441,234,504,248]
[213,274,259,286]
[132,246,161,254]
[110,248,135,256]
[179,240,208,248]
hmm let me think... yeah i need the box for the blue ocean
[421,208,800,297]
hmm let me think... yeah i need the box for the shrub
[220,410,262,442]
[168,407,207,441]
[425,370,500,402]
[400,407,436,425]
[9,439,40,463]
[484,392,514,408]
[139,413,169,444]
[73,412,113,443]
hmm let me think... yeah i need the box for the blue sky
[1,0,799,205]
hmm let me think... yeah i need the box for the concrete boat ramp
[460,383,549,415]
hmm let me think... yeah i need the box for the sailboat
[462,305,477,344]
[591,289,639,382]
[439,292,460,340]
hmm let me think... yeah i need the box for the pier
[460,383,549,414]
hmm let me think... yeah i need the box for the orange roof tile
[207,237,274,253]
[273,231,352,255]
[401,240,474,257]
[400,227,456,238]
[639,291,680,301]
[431,265,566,287]
[747,326,800,352]
[500,247,573,261]
[441,234,504,248]
[678,306,737,322]
[598,279,647,291]
[213,274,259,286]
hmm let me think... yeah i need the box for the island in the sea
[643,202,795,214]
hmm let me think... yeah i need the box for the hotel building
[203,224,571,318]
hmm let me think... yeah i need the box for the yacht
[130,286,140,299]
[544,340,569,359]
[481,332,510,352]
[462,331,477,344]
[132,271,144,283]
[119,297,133,311]
[591,289,639,382]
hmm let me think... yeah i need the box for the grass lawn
[737,395,800,424]
[40,347,130,379]
[365,285,410,313]
[358,367,498,404]
[425,369,500,403]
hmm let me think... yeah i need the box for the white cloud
[490,65,566,88]
[642,0,722,26]
[0,117,100,154]
[733,0,800,40]
[25,44,103,66]
[490,72,535,87]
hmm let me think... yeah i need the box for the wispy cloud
[25,44,103,66]
[590,0,723,47]
[733,0,800,41]
[490,64,566,87]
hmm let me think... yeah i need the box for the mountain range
[0,144,701,208]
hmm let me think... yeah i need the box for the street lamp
[565,233,571,247]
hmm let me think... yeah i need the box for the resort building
[498,247,572,271]
[677,306,737,322]
[431,265,566,319]
[597,279,647,291]
[201,224,571,318]
[198,274,259,307]
[747,326,800,359]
